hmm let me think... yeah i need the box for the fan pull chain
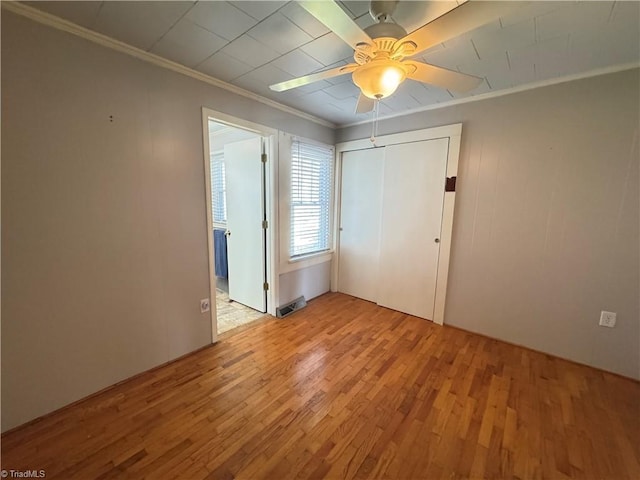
[370,98,381,145]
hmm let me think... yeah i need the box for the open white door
[224,137,266,312]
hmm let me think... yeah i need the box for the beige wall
[1,12,334,431]
[338,68,640,379]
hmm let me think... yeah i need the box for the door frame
[201,108,278,343]
[333,123,462,325]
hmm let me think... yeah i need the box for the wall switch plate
[599,311,616,328]
[200,298,210,314]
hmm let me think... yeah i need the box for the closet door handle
[225,230,231,237]
[434,238,440,243]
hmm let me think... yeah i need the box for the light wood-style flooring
[2,293,639,479]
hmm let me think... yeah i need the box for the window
[210,151,226,225]
[290,139,334,258]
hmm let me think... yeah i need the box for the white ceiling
[22,1,640,126]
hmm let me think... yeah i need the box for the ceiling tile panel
[185,1,258,41]
[247,13,313,54]
[280,2,331,37]
[219,34,280,68]
[195,51,254,82]
[380,90,422,111]
[339,1,370,18]
[425,86,455,103]
[422,39,479,70]
[354,12,373,30]
[151,18,228,68]
[508,35,569,75]
[300,33,354,66]
[536,2,613,41]
[271,50,324,77]
[233,1,287,21]
[509,62,536,86]
[458,51,510,78]
[286,92,353,121]
[451,19,502,43]
[471,19,535,60]
[448,79,489,99]
[500,1,569,28]
[232,64,292,96]
[484,58,536,91]
[298,90,346,110]
[93,1,196,51]
[402,81,440,104]
[466,79,491,97]
[324,82,361,100]
[393,1,460,34]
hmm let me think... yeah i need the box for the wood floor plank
[2,292,639,479]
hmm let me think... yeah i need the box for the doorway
[202,110,278,340]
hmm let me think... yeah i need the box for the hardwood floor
[2,293,639,479]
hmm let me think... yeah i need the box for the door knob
[225,230,231,237]
[434,238,440,243]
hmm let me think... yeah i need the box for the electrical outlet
[200,298,210,314]
[599,311,616,328]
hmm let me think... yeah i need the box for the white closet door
[337,148,385,302]
[377,138,449,320]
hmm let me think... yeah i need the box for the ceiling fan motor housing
[364,22,407,42]
[369,0,399,22]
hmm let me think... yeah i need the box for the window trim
[289,138,335,260]
[278,132,335,274]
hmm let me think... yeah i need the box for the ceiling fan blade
[355,93,375,114]
[270,64,358,92]
[405,61,483,92]
[396,1,527,57]
[299,1,373,49]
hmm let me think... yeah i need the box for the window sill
[280,251,333,274]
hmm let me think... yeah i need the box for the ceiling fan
[270,0,523,113]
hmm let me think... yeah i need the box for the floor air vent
[276,296,307,318]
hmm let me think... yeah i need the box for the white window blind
[210,152,226,224]
[290,139,334,258]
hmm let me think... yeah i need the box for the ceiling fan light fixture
[353,60,407,99]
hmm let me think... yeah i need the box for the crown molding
[341,62,640,127]
[1,0,336,129]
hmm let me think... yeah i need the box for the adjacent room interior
[207,119,267,334]
[1,1,639,479]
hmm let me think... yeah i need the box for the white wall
[1,11,334,431]
[279,262,332,306]
[338,69,640,379]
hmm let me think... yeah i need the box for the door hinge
[445,176,457,192]
[261,153,267,163]
[262,220,268,229]
[263,282,269,291]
